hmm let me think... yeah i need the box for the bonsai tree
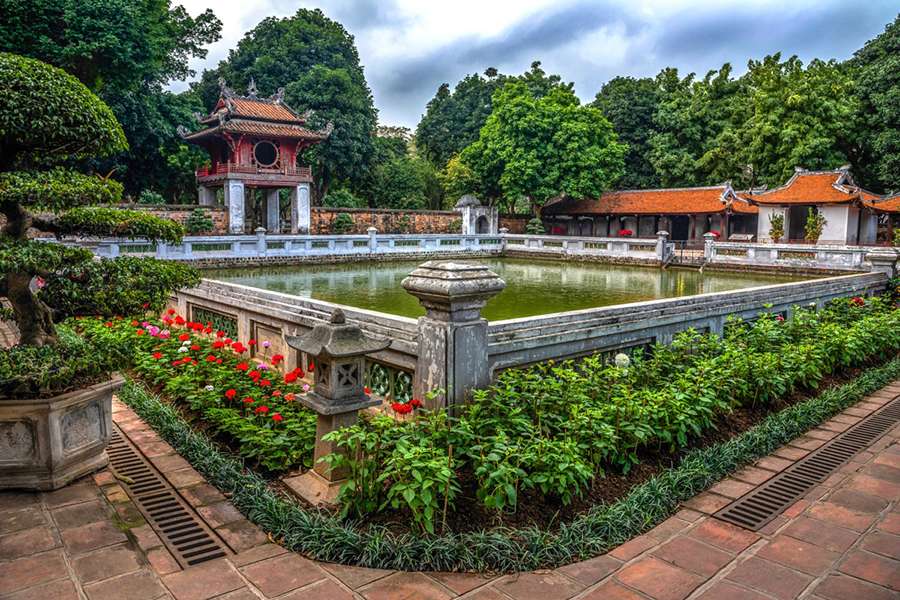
[804,207,827,243]
[0,53,191,347]
[525,218,545,235]
[332,212,354,234]
[768,213,785,243]
[185,208,215,234]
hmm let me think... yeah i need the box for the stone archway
[475,215,490,234]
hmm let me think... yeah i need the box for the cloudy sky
[173,0,898,128]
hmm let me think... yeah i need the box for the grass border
[117,356,900,572]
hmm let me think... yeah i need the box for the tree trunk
[5,272,57,346]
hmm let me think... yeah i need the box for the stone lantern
[282,308,390,505]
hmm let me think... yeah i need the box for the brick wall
[499,215,531,234]
[311,207,462,234]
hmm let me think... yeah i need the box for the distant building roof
[180,78,332,143]
[868,194,900,214]
[544,185,756,216]
[743,168,878,206]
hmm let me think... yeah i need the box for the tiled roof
[544,186,757,216]
[745,170,862,205]
[868,195,900,213]
[227,97,302,122]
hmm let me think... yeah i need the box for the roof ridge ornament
[270,87,285,104]
[247,78,258,98]
[218,77,235,98]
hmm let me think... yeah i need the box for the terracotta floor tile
[0,550,69,595]
[725,556,813,600]
[239,552,326,597]
[556,554,621,587]
[838,550,900,590]
[321,563,393,590]
[688,519,759,553]
[494,571,585,600]
[162,558,246,600]
[84,570,168,600]
[653,535,734,577]
[359,572,453,600]
[428,571,497,595]
[615,556,703,600]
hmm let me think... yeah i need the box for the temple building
[542,184,758,242]
[543,167,898,246]
[179,79,332,234]
[742,167,882,245]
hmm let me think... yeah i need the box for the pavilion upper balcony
[196,163,313,186]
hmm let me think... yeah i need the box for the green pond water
[207,259,809,321]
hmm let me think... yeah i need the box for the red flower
[152,352,163,360]
[248,339,257,346]
[162,317,173,325]
[236,362,249,372]
[131,320,139,327]
[204,326,213,334]
[391,402,413,414]
[272,390,282,397]
[216,358,222,364]
[271,354,284,364]
[254,405,269,415]
[618,229,633,236]
[167,308,176,315]
[174,316,185,325]
[248,370,261,381]
[776,315,785,322]
[364,386,371,395]
[225,389,237,400]
[284,393,296,402]
[259,379,271,387]
[206,355,217,362]
[178,333,190,342]
[136,329,145,336]
[213,341,225,349]
[231,342,247,353]
[216,330,226,338]
[284,371,298,383]
[242,397,254,404]
[850,296,865,307]
[104,321,114,327]
[308,361,315,372]
[142,303,150,309]
[190,344,201,351]
[410,398,423,408]
[171,360,181,366]
[271,413,283,422]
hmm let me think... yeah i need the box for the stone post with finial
[282,308,390,506]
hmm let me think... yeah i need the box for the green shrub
[185,208,214,234]
[322,189,364,208]
[525,218,545,235]
[138,190,166,205]
[769,213,784,242]
[332,212,354,234]
[804,208,827,242]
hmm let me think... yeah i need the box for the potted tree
[804,208,827,244]
[0,53,196,490]
[768,213,784,243]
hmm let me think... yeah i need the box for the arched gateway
[178,79,333,234]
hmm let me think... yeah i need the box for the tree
[732,54,856,188]
[0,0,222,198]
[0,54,191,346]
[416,62,571,170]
[193,9,377,199]
[461,82,626,214]
[592,76,662,189]
[440,155,480,202]
[850,16,900,193]
[372,156,436,210]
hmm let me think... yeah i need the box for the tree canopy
[193,9,377,199]
[0,54,190,346]
[850,15,900,193]
[461,82,626,213]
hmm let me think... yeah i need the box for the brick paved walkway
[2,384,899,600]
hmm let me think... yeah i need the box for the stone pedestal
[401,261,506,408]
[867,250,899,278]
[225,180,246,234]
[266,189,281,233]
[282,309,388,507]
[198,186,216,206]
[0,376,123,491]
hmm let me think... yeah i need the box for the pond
[207,258,810,321]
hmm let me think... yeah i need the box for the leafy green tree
[732,54,855,187]
[849,16,900,193]
[648,65,744,187]
[461,82,626,214]
[416,62,571,170]
[592,76,662,189]
[0,0,222,198]
[322,188,365,209]
[372,156,437,210]
[194,9,377,199]
[0,54,189,346]
[440,155,480,202]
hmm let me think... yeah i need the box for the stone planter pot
[0,375,124,491]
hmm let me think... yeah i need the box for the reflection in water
[207,259,808,321]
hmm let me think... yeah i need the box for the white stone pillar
[291,183,311,234]
[266,189,281,233]
[224,180,245,234]
[402,262,506,408]
[198,186,216,206]
[367,227,378,251]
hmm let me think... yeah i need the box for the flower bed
[117,356,900,572]
[75,313,317,470]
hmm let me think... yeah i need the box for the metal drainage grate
[715,395,900,531]
[107,427,229,566]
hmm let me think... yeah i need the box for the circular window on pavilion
[253,140,279,167]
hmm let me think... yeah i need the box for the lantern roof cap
[285,309,390,357]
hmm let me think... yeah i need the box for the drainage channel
[107,427,229,567]
[715,395,900,531]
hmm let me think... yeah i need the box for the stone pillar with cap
[282,308,390,506]
[655,230,670,262]
[401,261,506,408]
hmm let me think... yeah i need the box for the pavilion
[179,79,332,234]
